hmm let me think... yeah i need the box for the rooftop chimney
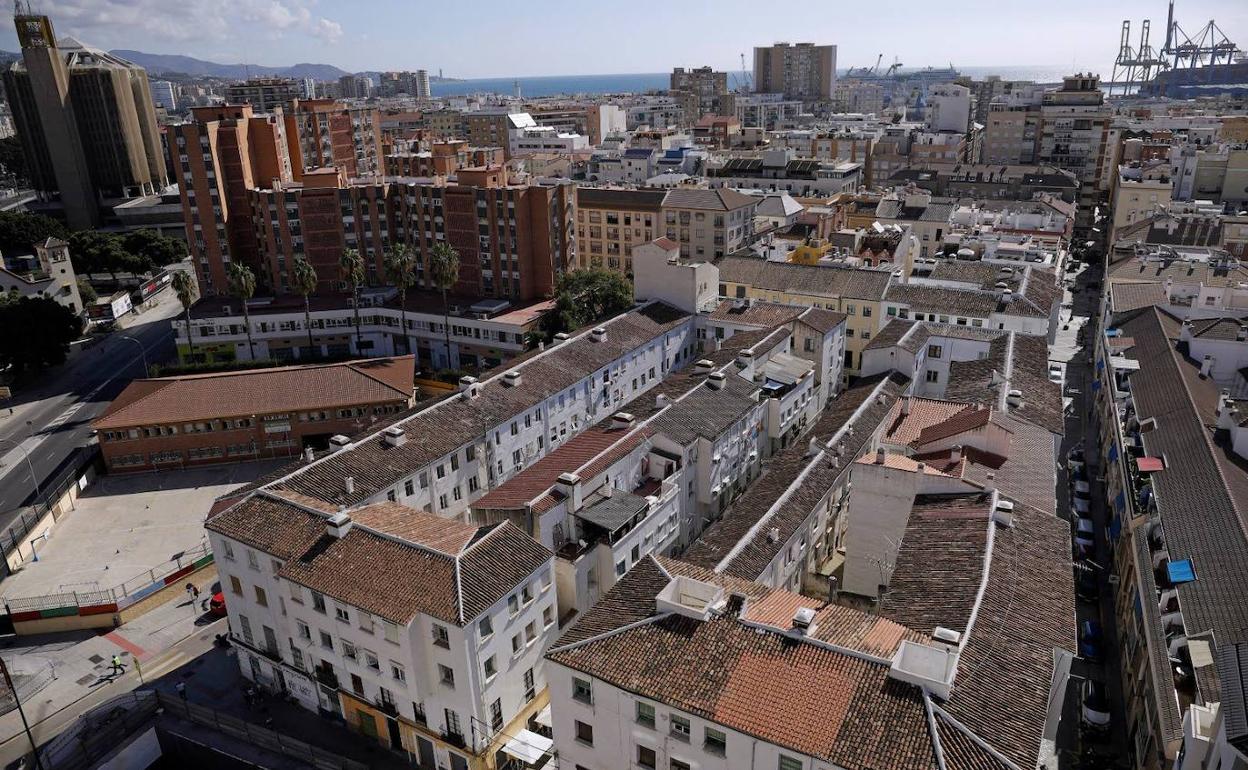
[328,434,351,452]
[383,426,407,448]
[502,371,523,387]
[950,445,962,464]
[590,326,607,343]
[304,446,315,462]
[556,472,583,511]
[706,372,726,391]
[1238,325,1247,342]
[693,359,715,375]
[459,375,480,397]
[902,396,913,416]
[553,332,570,343]
[344,477,355,496]
[807,437,820,457]
[791,606,817,636]
[326,511,353,539]
[1201,355,1214,378]
[611,412,636,430]
[876,447,886,464]
[655,393,672,410]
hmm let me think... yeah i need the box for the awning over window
[502,730,554,765]
[1167,559,1197,585]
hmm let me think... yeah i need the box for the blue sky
[2,0,1244,78]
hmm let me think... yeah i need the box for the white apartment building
[177,290,539,368]
[924,83,971,134]
[238,302,696,524]
[207,496,556,770]
[510,126,589,157]
[471,414,684,619]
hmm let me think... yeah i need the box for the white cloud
[28,0,342,48]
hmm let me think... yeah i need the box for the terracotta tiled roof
[1109,281,1165,314]
[211,493,551,625]
[855,452,955,477]
[472,424,649,511]
[716,256,892,301]
[681,373,907,579]
[879,498,1075,769]
[707,299,805,329]
[882,397,973,446]
[95,356,414,430]
[548,559,937,768]
[914,406,994,447]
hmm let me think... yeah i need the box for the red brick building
[94,356,414,473]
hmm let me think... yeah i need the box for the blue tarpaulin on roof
[1167,560,1196,584]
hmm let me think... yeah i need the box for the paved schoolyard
[0,460,287,600]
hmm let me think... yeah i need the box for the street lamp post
[0,656,46,770]
[117,334,150,378]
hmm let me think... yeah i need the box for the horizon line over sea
[430,65,1103,98]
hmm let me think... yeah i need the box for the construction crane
[737,52,752,92]
[884,57,903,77]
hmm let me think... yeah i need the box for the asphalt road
[0,289,181,513]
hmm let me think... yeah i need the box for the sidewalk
[145,647,412,769]
[0,571,221,753]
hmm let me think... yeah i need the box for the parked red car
[208,592,227,617]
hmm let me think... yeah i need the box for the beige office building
[5,12,167,228]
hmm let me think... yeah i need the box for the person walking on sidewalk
[186,583,199,604]
[110,655,125,676]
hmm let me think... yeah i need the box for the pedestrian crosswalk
[44,401,88,431]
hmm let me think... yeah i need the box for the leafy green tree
[291,256,319,359]
[0,296,82,374]
[0,136,28,182]
[0,211,67,257]
[540,268,634,337]
[67,231,128,282]
[121,229,184,269]
[339,248,365,354]
[226,262,257,360]
[384,243,417,357]
[76,277,97,305]
[171,270,197,362]
[428,242,460,368]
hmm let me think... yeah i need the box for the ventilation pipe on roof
[876,447,886,464]
[902,396,913,416]
[344,476,355,496]
[950,445,962,464]
[807,437,820,457]
[304,446,315,462]
[326,510,353,539]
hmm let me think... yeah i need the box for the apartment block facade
[752,43,837,100]
[224,78,301,112]
[660,188,758,261]
[290,98,383,178]
[244,166,574,303]
[168,104,298,296]
[574,187,664,274]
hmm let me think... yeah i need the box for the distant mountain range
[110,50,349,80]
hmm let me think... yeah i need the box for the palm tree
[428,242,460,370]
[226,262,257,361]
[383,244,418,357]
[291,257,319,360]
[339,248,365,355]
[170,270,197,363]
